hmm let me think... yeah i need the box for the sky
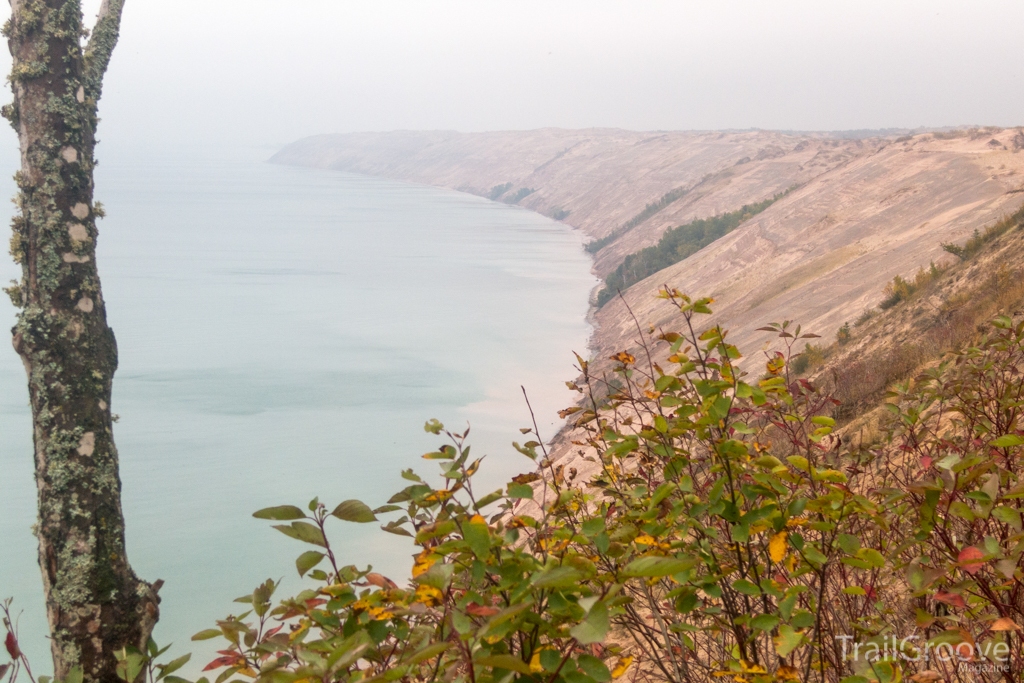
[2,0,1024,154]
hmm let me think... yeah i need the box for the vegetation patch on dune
[596,187,795,307]
[585,184,695,254]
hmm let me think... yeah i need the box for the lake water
[0,146,597,672]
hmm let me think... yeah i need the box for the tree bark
[3,2,160,681]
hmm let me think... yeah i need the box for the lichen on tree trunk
[3,1,160,681]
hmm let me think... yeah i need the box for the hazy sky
[2,0,1023,152]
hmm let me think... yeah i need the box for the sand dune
[273,127,1024,371]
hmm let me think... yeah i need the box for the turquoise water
[0,147,596,672]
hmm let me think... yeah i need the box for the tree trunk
[3,1,160,681]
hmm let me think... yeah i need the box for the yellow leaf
[424,489,453,503]
[368,606,394,620]
[776,665,800,681]
[740,661,766,674]
[529,652,543,674]
[769,532,788,563]
[412,551,437,578]
[612,656,634,679]
[288,622,309,643]
[991,617,1021,632]
[414,584,444,607]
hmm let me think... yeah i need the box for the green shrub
[505,188,536,204]
[8,295,1024,683]
[836,322,851,345]
[879,263,949,310]
[488,183,513,201]
[185,293,1024,683]
[942,205,1024,261]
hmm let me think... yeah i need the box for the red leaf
[203,655,242,672]
[465,603,500,617]
[920,456,933,469]
[957,546,986,575]
[935,591,967,609]
[4,632,19,659]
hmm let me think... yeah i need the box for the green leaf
[405,642,451,666]
[191,629,222,641]
[296,550,325,578]
[331,500,377,523]
[64,667,83,683]
[813,469,847,483]
[927,629,969,647]
[774,624,804,657]
[422,450,455,460]
[779,593,797,620]
[156,655,191,681]
[540,649,563,672]
[991,434,1024,448]
[381,521,413,537]
[272,521,327,547]
[325,632,372,672]
[836,534,861,554]
[570,601,609,644]
[508,483,534,499]
[750,614,780,632]
[803,545,828,567]
[461,516,491,560]
[732,579,761,596]
[787,455,809,471]
[582,518,606,537]
[253,505,306,520]
[474,489,504,510]
[416,563,455,591]
[993,505,1023,530]
[475,655,532,675]
[791,610,816,628]
[532,567,585,589]
[856,548,885,569]
[577,654,612,683]
[564,672,597,683]
[841,557,873,570]
[622,556,698,577]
